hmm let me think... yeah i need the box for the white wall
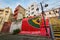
[25,2,40,17]
[9,21,22,33]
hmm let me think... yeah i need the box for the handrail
[49,24,54,40]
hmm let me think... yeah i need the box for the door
[1,22,11,33]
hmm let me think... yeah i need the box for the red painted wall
[20,18,50,36]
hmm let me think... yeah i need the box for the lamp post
[40,2,48,36]
[40,2,54,40]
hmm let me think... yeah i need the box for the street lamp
[45,4,48,7]
[40,2,48,36]
[40,2,54,40]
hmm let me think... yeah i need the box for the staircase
[52,27,60,40]
[50,17,60,40]
[54,31,60,40]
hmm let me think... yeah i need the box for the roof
[16,5,26,11]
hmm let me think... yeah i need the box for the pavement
[0,33,52,40]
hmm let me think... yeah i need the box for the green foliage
[50,17,60,31]
[52,26,60,31]
[13,29,20,35]
[50,18,60,27]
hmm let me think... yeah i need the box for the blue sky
[0,0,60,12]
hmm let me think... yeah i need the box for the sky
[0,0,60,12]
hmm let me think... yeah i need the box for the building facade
[25,2,60,18]
[44,8,60,18]
[0,7,12,32]
[10,5,26,33]
[13,5,26,20]
[0,9,5,31]
[25,2,41,17]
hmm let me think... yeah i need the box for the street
[0,33,52,40]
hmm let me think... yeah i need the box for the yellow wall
[0,7,12,31]
[0,24,4,31]
[4,7,12,22]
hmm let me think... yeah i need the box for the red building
[13,5,19,19]
[13,5,26,20]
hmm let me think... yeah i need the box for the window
[5,11,9,15]
[14,9,18,12]
[0,10,4,12]
[31,12,34,14]
[36,8,39,11]
[49,12,51,14]
[31,8,34,10]
[34,15,36,16]
[6,11,9,13]
[31,5,34,7]
[56,10,59,13]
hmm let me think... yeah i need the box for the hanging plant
[13,29,20,35]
